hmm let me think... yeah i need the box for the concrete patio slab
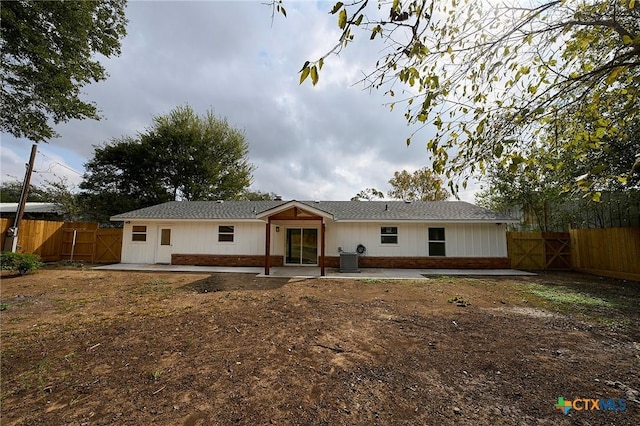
[421,269,537,276]
[93,264,535,278]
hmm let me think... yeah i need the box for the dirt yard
[1,267,638,425]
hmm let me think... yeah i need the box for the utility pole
[6,143,38,252]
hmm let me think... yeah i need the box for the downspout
[320,221,326,276]
[264,218,271,275]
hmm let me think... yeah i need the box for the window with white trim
[132,225,147,242]
[381,226,398,244]
[428,227,446,256]
[218,225,235,242]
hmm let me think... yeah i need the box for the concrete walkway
[93,263,536,279]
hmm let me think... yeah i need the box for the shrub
[0,252,44,275]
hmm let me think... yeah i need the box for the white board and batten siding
[325,222,507,257]
[121,220,508,264]
[120,221,266,264]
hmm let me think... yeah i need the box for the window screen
[428,227,445,256]
[381,226,398,244]
[218,225,234,242]
[132,225,147,242]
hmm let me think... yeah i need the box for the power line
[35,150,84,176]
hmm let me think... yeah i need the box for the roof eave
[110,217,266,223]
[335,219,519,223]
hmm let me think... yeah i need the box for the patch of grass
[0,303,7,311]
[58,260,86,269]
[150,369,162,381]
[53,297,90,312]
[525,284,614,309]
[515,280,640,334]
[362,278,385,284]
[447,295,471,307]
[64,352,77,370]
[128,279,174,296]
[148,279,171,286]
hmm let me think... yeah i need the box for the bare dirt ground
[1,267,639,425]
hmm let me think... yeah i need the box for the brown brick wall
[173,254,509,269]
[325,256,510,269]
[172,254,284,267]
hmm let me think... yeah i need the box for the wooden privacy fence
[507,229,640,281]
[507,232,571,270]
[570,227,640,281]
[0,218,122,263]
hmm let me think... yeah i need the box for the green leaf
[370,25,382,40]
[299,66,310,84]
[310,66,319,85]
[605,67,623,85]
[330,2,343,14]
[338,9,347,29]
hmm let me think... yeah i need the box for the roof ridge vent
[216,200,224,203]
[404,199,412,203]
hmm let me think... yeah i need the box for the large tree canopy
[0,0,128,142]
[387,167,450,201]
[80,105,255,223]
[277,0,640,195]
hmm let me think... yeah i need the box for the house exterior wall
[121,220,508,265]
[325,222,507,257]
[121,221,266,264]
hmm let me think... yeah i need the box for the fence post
[70,229,77,262]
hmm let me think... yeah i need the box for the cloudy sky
[1,0,480,202]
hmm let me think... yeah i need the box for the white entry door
[155,227,172,264]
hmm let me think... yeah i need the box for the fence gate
[61,228,123,263]
[94,229,122,263]
[543,232,571,269]
[507,232,571,270]
[507,232,545,269]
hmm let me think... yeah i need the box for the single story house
[111,200,518,275]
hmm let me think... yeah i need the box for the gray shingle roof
[111,200,516,222]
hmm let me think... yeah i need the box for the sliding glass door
[286,228,318,265]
